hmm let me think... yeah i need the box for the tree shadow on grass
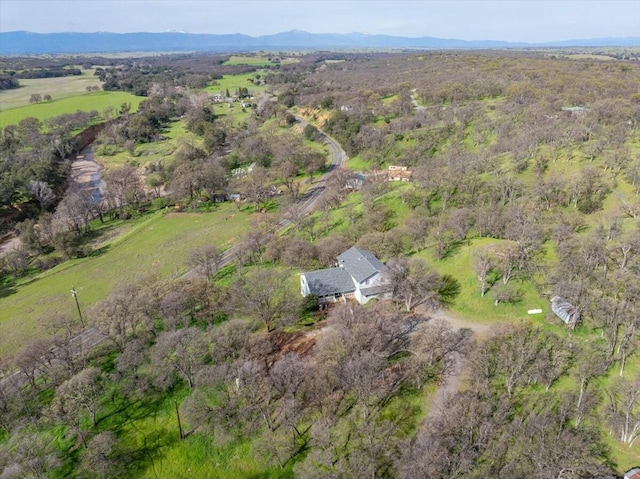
[0,276,18,299]
[99,394,166,429]
[118,427,179,479]
[100,394,182,477]
[438,239,464,261]
[86,243,111,258]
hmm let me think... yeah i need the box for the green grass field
[0,204,251,357]
[205,73,268,96]
[0,90,144,129]
[94,118,189,170]
[0,70,103,111]
[223,55,274,67]
[416,238,551,324]
[92,383,292,479]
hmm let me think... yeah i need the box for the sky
[0,0,638,43]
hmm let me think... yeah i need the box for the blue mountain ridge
[1,30,638,55]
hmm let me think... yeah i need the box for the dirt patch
[428,308,496,338]
[0,232,20,257]
[268,329,317,361]
[281,334,316,357]
[420,307,505,422]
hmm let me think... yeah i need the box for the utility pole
[71,286,85,327]
[175,400,184,440]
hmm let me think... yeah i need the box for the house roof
[302,268,355,297]
[337,246,385,283]
[551,296,580,325]
[360,284,391,296]
[625,468,640,479]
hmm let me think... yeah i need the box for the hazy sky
[1,0,638,42]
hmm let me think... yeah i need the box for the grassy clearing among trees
[417,238,550,324]
[205,72,268,96]
[0,204,252,357]
[223,55,274,67]
[0,69,103,111]
[0,90,143,128]
[93,119,189,170]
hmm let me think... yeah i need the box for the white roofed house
[300,246,392,305]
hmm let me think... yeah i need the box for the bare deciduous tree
[187,244,222,281]
[385,256,459,312]
[149,328,209,389]
[231,268,299,333]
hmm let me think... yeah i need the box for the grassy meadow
[223,55,274,67]
[0,203,251,357]
[205,72,268,96]
[94,118,189,170]
[0,69,103,111]
[0,90,143,129]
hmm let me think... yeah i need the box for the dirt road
[425,308,497,421]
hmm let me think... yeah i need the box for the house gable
[301,247,391,305]
[337,246,385,284]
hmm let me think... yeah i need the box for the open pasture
[0,70,102,111]
[0,90,143,129]
[223,55,274,66]
[205,72,268,95]
[0,204,251,358]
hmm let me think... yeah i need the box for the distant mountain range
[1,30,639,55]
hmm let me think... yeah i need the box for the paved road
[1,115,347,390]
[184,115,346,278]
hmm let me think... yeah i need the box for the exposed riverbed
[70,146,105,202]
[0,146,104,256]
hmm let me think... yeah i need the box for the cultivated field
[0,69,102,111]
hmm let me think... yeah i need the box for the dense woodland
[1,50,639,478]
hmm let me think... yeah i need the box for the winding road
[183,115,346,278]
[1,115,347,389]
[2,113,481,424]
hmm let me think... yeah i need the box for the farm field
[205,72,268,96]
[0,69,103,111]
[0,90,143,128]
[223,55,274,66]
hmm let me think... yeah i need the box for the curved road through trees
[184,115,346,277]
[1,116,347,389]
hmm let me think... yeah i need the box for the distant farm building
[387,165,412,182]
[551,296,580,329]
